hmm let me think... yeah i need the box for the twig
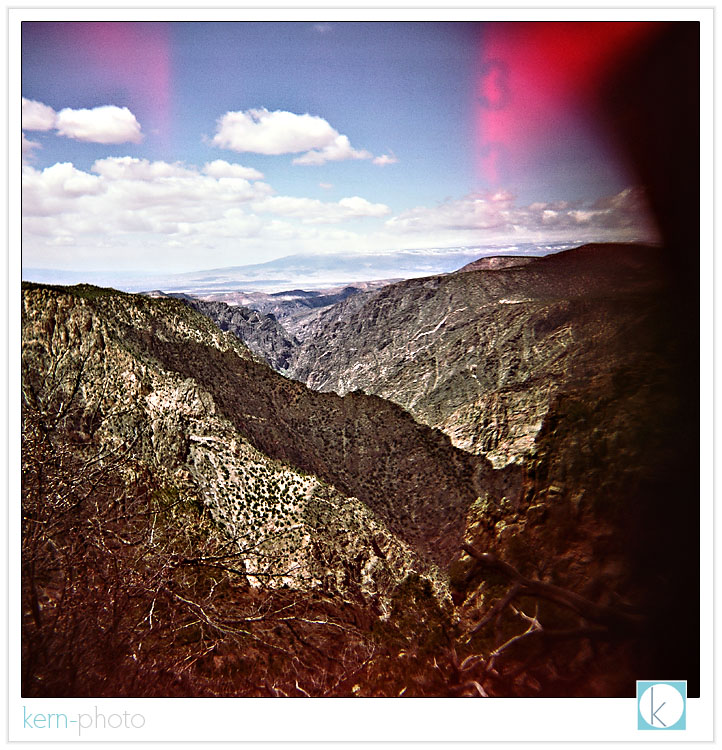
[461,544,642,631]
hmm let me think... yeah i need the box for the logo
[637,681,686,730]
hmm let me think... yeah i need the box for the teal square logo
[637,681,686,730]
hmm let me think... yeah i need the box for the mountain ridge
[283,243,667,466]
[22,241,577,293]
[21,240,698,697]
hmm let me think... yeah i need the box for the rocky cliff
[184,298,299,372]
[22,283,475,590]
[184,242,698,696]
[287,244,668,467]
[23,282,469,696]
[21,247,698,697]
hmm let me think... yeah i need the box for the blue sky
[21,21,659,274]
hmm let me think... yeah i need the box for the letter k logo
[650,686,667,727]
[638,681,686,730]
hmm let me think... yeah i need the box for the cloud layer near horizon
[385,188,652,236]
[22,154,659,272]
[22,157,393,267]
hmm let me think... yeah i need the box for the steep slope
[278,243,698,694]
[184,298,299,372]
[21,282,470,696]
[21,285,415,593]
[21,263,697,698]
[289,243,667,467]
[118,319,511,568]
[22,283,492,579]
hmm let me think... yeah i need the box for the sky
[21,20,663,275]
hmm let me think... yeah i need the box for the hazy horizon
[22,240,585,293]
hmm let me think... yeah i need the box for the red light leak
[64,22,172,141]
[476,22,661,184]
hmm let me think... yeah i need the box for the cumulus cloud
[92,156,195,180]
[22,158,272,233]
[385,187,659,244]
[292,135,371,166]
[202,159,264,180]
[55,105,143,144]
[22,162,104,218]
[252,195,390,223]
[212,108,372,165]
[22,132,41,163]
[212,108,336,154]
[22,97,143,145]
[372,153,398,166]
[22,98,57,131]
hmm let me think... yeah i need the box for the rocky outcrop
[21,246,698,698]
[21,283,440,601]
[185,298,298,372]
[287,244,668,467]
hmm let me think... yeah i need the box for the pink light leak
[67,22,172,142]
[476,22,660,185]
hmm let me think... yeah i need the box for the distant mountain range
[23,242,576,294]
[147,281,392,340]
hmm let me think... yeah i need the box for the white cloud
[22,152,658,275]
[252,195,390,223]
[212,108,372,165]
[22,98,143,145]
[337,196,390,216]
[292,135,371,166]
[385,188,659,244]
[22,98,56,131]
[22,158,271,231]
[55,105,143,144]
[386,192,514,233]
[92,156,195,180]
[22,162,104,218]
[202,159,264,180]
[372,153,398,166]
[24,161,103,197]
[313,23,333,33]
[22,132,41,163]
[22,157,392,269]
[319,182,333,190]
[212,108,336,154]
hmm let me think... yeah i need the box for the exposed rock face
[21,242,698,697]
[21,283,505,588]
[288,244,668,467]
[185,298,298,372]
[120,323,511,569]
[188,243,697,696]
[191,282,392,340]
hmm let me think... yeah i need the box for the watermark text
[23,705,145,736]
